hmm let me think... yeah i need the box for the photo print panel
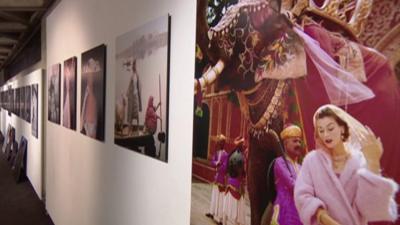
[20,87,25,119]
[80,44,106,141]
[8,86,16,116]
[48,63,61,124]
[15,87,20,117]
[0,91,3,109]
[31,84,39,138]
[63,57,77,130]
[25,86,31,122]
[7,86,12,116]
[191,0,400,225]
[114,15,170,162]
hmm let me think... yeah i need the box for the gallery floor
[191,178,251,225]
[0,156,53,225]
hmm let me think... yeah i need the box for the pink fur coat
[294,148,398,225]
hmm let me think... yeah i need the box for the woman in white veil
[294,104,398,225]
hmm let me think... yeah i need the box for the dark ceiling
[0,0,55,71]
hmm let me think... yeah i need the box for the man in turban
[206,134,228,224]
[270,124,304,225]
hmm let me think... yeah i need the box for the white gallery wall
[0,69,44,199]
[45,0,195,225]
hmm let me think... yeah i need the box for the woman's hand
[360,126,383,174]
[316,209,341,225]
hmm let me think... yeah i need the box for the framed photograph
[32,84,39,138]
[48,63,61,124]
[20,87,25,118]
[114,15,170,162]
[8,87,13,116]
[63,57,77,130]
[4,91,6,110]
[25,86,31,122]
[15,88,20,116]
[80,44,106,141]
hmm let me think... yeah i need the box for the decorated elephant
[194,0,400,224]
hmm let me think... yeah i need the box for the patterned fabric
[359,0,400,47]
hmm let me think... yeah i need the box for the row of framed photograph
[48,44,106,142]
[0,84,39,138]
[48,15,170,162]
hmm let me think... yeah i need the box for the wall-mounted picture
[4,91,6,110]
[63,57,77,130]
[80,44,106,141]
[22,86,26,120]
[15,87,20,116]
[0,91,3,109]
[20,87,25,118]
[5,89,8,111]
[191,1,400,225]
[3,91,8,110]
[48,63,61,124]
[5,90,7,110]
[18,87,22,118]
[8,87,13,116]
[114,15,170,162]
[32,84,38,138]
[25,86,31,122]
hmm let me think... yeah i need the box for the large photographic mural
[191,0,400,225]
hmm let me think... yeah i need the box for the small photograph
[80,44,106,141]
[8,87,13,116]
[48,63,61,124]
[3,91,5,109]
[31,84,39,138]
[62,57,77,130]
[15,88,20,116]
[25,86,31,122]
[20,87,25,118]
[4,91,6,109]
[114,15,170,162]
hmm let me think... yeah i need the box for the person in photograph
[294,104,398,225]
[48,80,55,120]
[115,92,127,133]
[270,124,303,225]
[125,58,142,134]
[32,85,38,137]
[206,134,228,224]
[223,137,247,225]
[81,58,99,139]
[63,64,72,128]
[25,87,30,121]
[48,73,59,122]
[144,96,161,134]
